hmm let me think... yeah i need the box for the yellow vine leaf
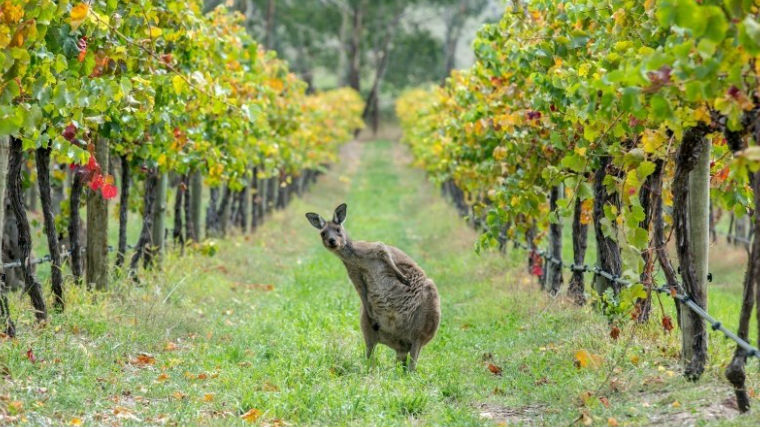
[694,106,711,124]
[2,1,24,23]
[148,26,162,38]
[641,129,666,154]
[69,3,89,28]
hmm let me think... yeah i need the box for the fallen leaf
[609,326,620,340]
[112,406,139,421]
[262,382,279,392]
[70,417,83,426]
[197,373,208,380]
[578,391,593,405]
[630,355,640,365]
[202,393,215,402]
[172,391,187,400]
[599,397,610,408]
[672,400,680,408]
[164,342,177,351]
[26,348,37,364]
[132,353,155,366]
[574,349,602,369]
[608,417,619,426]
[580,410,592,426]
[487,363,503,376]
[156,373,169,382]
[662,316,674,333]
[8,400,23,414]
[241,408,262,423]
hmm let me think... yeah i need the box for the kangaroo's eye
[320,231,326,238]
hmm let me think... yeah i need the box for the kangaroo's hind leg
[360,306,378,359]
[408,341,422,372]
[396,351,409,368]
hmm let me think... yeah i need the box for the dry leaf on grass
[574,349,602,369]
[241,408,262,423]
[131,353,156,366]
[487,363,503,376]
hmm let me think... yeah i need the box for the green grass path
[1,141,757,426]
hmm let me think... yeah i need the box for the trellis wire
[513,240,760,359]
[2,243,138,270]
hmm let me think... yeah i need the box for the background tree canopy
[203,0,501,131]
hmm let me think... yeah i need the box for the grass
[0,140,758,426]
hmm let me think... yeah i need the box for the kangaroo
[305,203,440,371]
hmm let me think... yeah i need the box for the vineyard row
[0,0,364,337]
[397,0,760,412]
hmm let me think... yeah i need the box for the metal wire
[515,239,760,359]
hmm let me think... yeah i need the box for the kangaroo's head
[305,203,348,251]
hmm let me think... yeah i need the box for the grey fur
[306,203,440,371]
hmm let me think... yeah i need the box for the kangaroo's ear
[305,212,326,229]
[333,203,347,225]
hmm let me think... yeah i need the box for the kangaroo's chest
[346,265,412,323]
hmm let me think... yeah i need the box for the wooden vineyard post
[673,125,710,380]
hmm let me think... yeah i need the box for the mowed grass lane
[0,140,756,426]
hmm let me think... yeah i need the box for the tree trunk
[636,165,656,322]
[184,174,194,242]
[35,145,63,311]
[264,0,276,49]
[251,168,260,229]
[546,185,563,295]
[568,197,588,305]
[218,184,232,237]
[69,169,84,283]
[240,174,250,233]
[190,170,202,241]
[130,171,158,275]
[52,164,64,215]
[116,154,130,268]
[651,159,682,325]
[269,176,279,213]
[86,138,109,290]
[8,137,47,322]
[206,186,219,237]
[736,215,751,251]
[592,156,622,297]
[26,160,38,213]
[725,170,760,413]
[347,0,364,92]
[0,137,15,336]
[442,1,466,83]
[150,172,168,264]
[673,124,710,381]
[361,10,404,133]
[173,175,185,248]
